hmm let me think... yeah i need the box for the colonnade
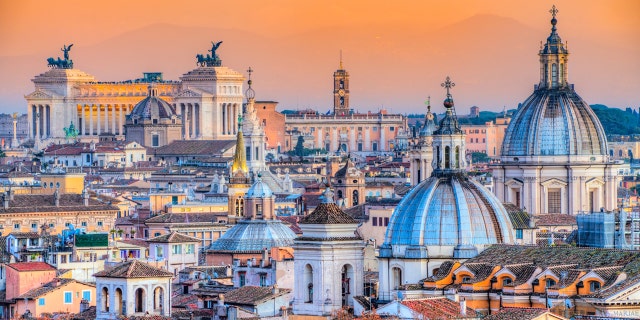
[30,104,50,139]
[77,104,132,136]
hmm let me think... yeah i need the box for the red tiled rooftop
[7,262,56,272]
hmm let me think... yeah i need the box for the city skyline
[0,0,638,114]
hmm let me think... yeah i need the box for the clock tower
[333,55,350,116]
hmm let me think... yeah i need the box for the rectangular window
[97,221,103,227]
[49,223,55,228]
[38,298,45,306]
[384,217,389,226]
[172,244,182,254]
[256,204,263,218]
[82,290,91,302]
[156,245,163,258]
[239,272,246,287]
[64,291,72,304]
[372,142,378,151]
[389,127,395,131]
[548,189,561,213]
[14,223,19,229]
[373,127,378,132]
[152,134,159,147]
[260,274,267,287]
[65,222,71,227]
[185,244,195,254]
[372,217,377,226]
[81,221,87,227]
[358,143,363,151]
[31,223,37,230]
[516,229,523,240]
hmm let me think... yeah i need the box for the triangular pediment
[174,89,202,98]
[505,178,523,187]
[25,89,55,100]
[541,178,567,187]
[585,177,605,187]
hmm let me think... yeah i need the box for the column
[349,128,356,151]
[111,105,116,134]
[317,127,323,149]
[380,125,386,151]
[39,105,44,139]
[195,104,200,137]
[119,105,124,135]
[332,128,338,151]
[191,105,196,139]
[364,127,371,151]
[33,106,39,139]
[232,105,237,134]
[96,105,101,136]
[81,106,86,136]
[103,105,108,134]
[89,105,93,136]
[183,105,189,139]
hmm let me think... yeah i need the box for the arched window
[337,190,343,199]
[235,198,244,217]
[135,288,145,313]
[545,278,556,288]
[341,264,354,306]
[436,146,441,169]
[352,190,359,206]
[444,146,451,169]
[502,277,513,286]
[101,287,109,312]
[552,63,558,87]
[392,267,402,289]
[455,146,460,168]
[304,264,314,303]
[153,287,164,312]
[559,63,564,84]
[115,288,123,315]
[589,281,601,292]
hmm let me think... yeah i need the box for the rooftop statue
[196,40,223,67]
[47,43,74,69]
[63,121,79,140]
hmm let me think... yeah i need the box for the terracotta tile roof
[353,295,372,310]
[344,204,366,220]
[299,202,357,224]
[461,263,495,284]
[484,308,555,320]
[535,214,577,226]
[7,232,41,239]
[7,261,56,272]
[424,261,455,281]
[148,231,200,243]
[277,216,302,234]
[18,278,93,299]
[71,306,96,320]
[223,286,291,306]
[503,203,534,229]
[0,194,119,213]
[94,260,173,278]
[145,212,224,224]
[153,140,236,156]
[394,184,412,196]
[401,297,478,318]
[503,264,537,286]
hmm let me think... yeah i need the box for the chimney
[226,264,232,277]
[2,192,8,210]
[54,189,60,207]
[8,189,14,201]
[272,284,279,295]
[82,188,89,206]
[80,298,89,312]
[261,248,268,267]
[460,298,467,316]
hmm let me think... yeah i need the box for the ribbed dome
[246,178,273,198]
[380,174,515,259]
[501,89,607,157]
[128,85,177,121]
[419,108,437,137]
[207,220,296,252]
[501,7,607,158]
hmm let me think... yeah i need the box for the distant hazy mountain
[0,14,634,114]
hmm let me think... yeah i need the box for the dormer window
[153,119,158,124]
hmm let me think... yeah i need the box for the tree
[295,136,305,157]
[471,152,490,163]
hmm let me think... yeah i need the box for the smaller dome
[246,178,273,198]
[419,110,437,137]
[128,85,177,121]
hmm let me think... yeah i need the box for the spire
[245,67,255,101]
[339,50,343,70]
[419,96,436,137]
[231,116,248,174]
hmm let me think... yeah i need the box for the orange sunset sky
[0,0,638,114]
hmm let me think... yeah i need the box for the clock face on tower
[338,89,345,97]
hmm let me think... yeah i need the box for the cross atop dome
[441,76,455,98]
[245,66,255,100]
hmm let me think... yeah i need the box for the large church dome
[501,8,607,158]
[380,77,515,260]
[380,174,515,259]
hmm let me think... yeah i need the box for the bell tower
[333,52,350,116]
